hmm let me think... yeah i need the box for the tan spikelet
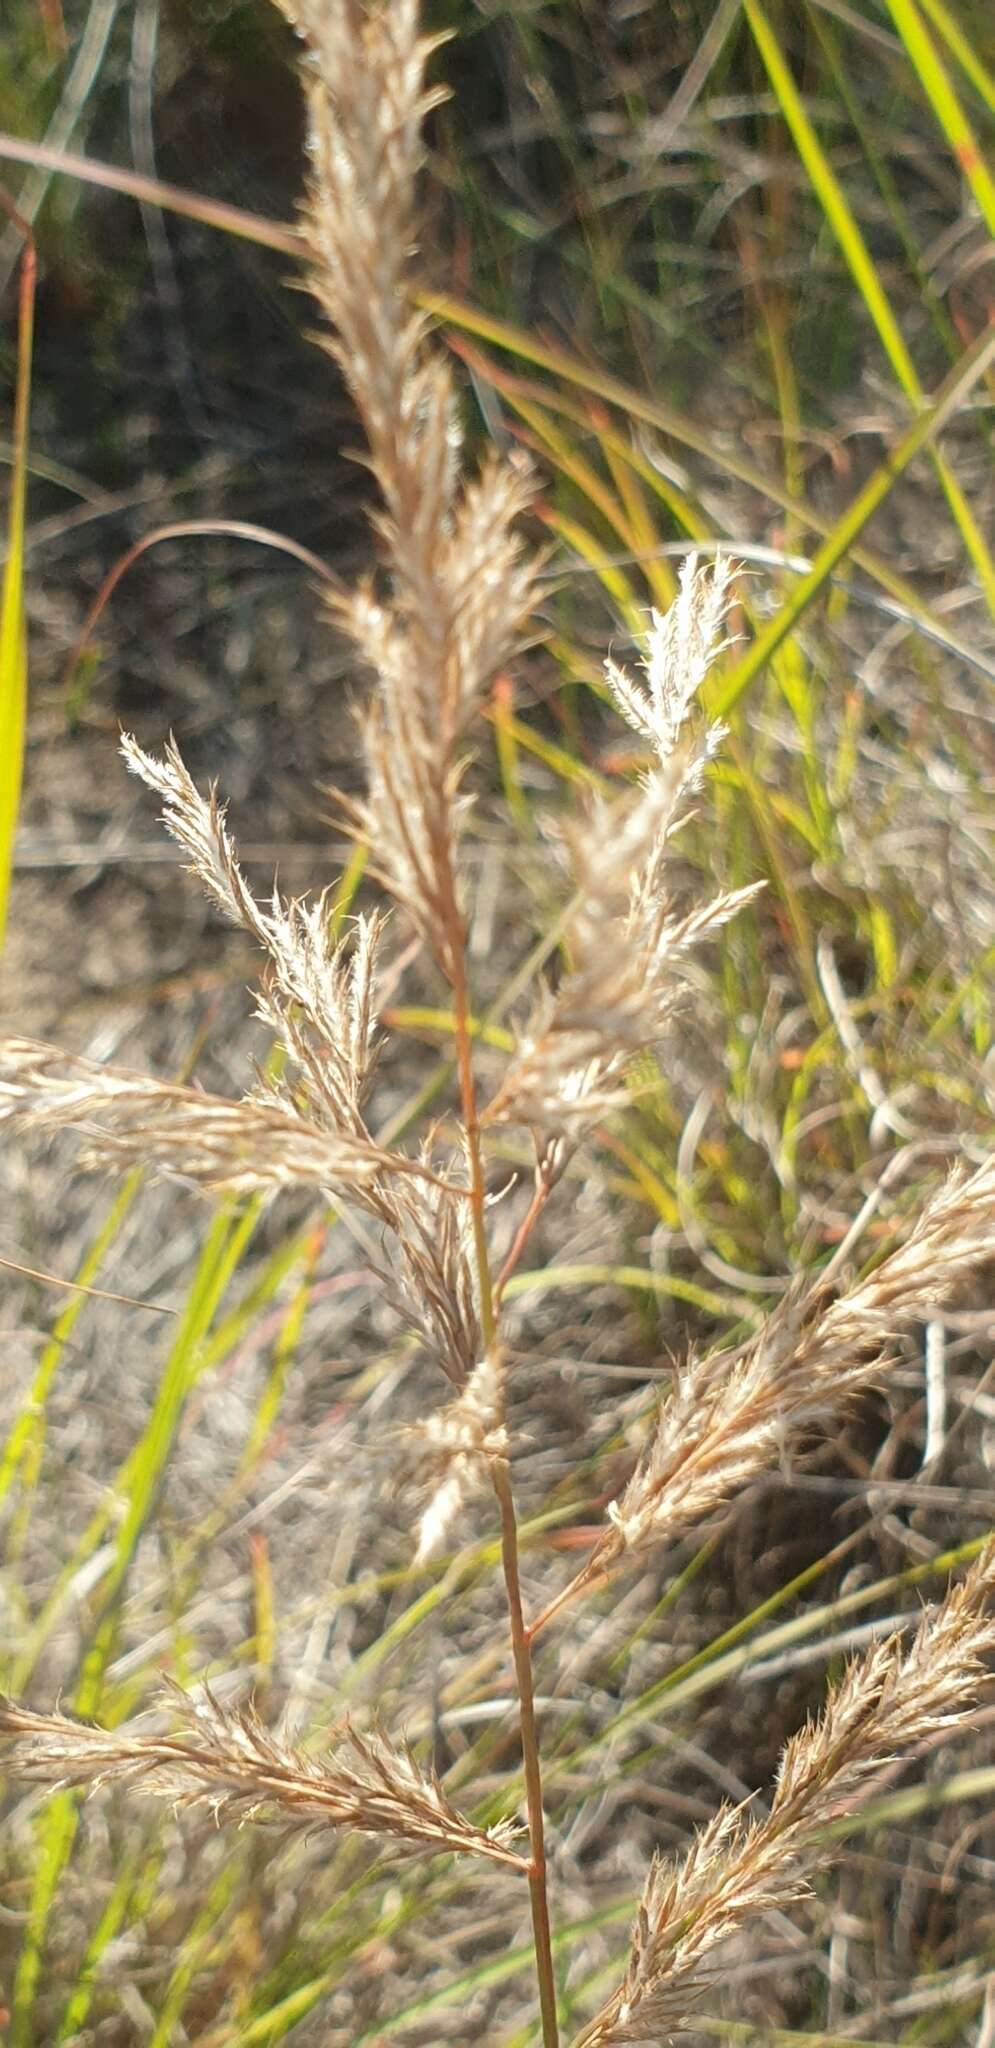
[0,1684,526,1870]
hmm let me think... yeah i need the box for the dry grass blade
[0,1685,526,1870]
[572,1547,995,2045]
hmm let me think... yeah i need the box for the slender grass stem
[493,1456,560,2048]
[442,858,558,2043]
[448,914,496,1348]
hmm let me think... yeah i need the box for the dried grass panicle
[487,559,761,1137]
[122,733,385,1129]
[3,3,993,2044]
[0,1686,525,1870]
[0,1032,483,1383]
[371,1149,483,1385]
[401,1349,508,1559]
[0,1036,450,1204]
[550,1154,995,1615]
[573,1547,995,2046]
[277,0,538,973]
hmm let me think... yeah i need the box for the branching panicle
[0,12,991,2048]
[573,1547,995,2045]
[0,1036,446,1203]
[0,1685,525,1870]
[544,1155,995,1621]
[488,558,758,1139]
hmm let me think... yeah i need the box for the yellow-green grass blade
[361,1910,901,2048]
[484,704,609,794]
[53,1837,149,2044]
[806,2,970,373]
[830,1763,995,1838]
[713,317,995,713]
[75,1202,260,1704]
[916,0,995,113]
[743,0,995,617]
[0,1171,142,1519]
[511,395,645,560]
[508,380,679,607]
[885,0,995,238]
[561,1532,994,1778]
[6,1203,311,1699]
[536,504,644,636]
[503,1262,758,1325]
[9,1200,259,2044]
[600,424,678,608]
[383,1004,515,1053]
[0,218,34,950]
[494,376,694,626]
[147,1863,240,2048]
[239,1235,322,1476]
[10,1793,81,2048]
[423,292,992,674]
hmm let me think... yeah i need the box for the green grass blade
[713,318,995,712]
[10,1793,81,2048]
[9,1199,260,2045]
[428,294,992,674]
[915,0,995,112]
[0,214,34,950]
[743,0,995,616]
[885,0,995,236]
[54,1838,148,2043]
[0,1172,143,1518]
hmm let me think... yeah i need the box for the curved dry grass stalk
[0,1685,526,1871]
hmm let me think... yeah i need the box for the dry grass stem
[0,1686,526,1870]
[572,1547,995,2045]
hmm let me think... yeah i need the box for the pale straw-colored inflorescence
[1,3,994,2044]
[536,1154,995,1629]
[0,1683,525,1870]
[484,557,761,1141]
[572,1545,995,2045]
[0,744,483,1390]
[402,1348,509,1560]
[275,0,538,975]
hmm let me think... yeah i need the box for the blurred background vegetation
[1,4,994,2045]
